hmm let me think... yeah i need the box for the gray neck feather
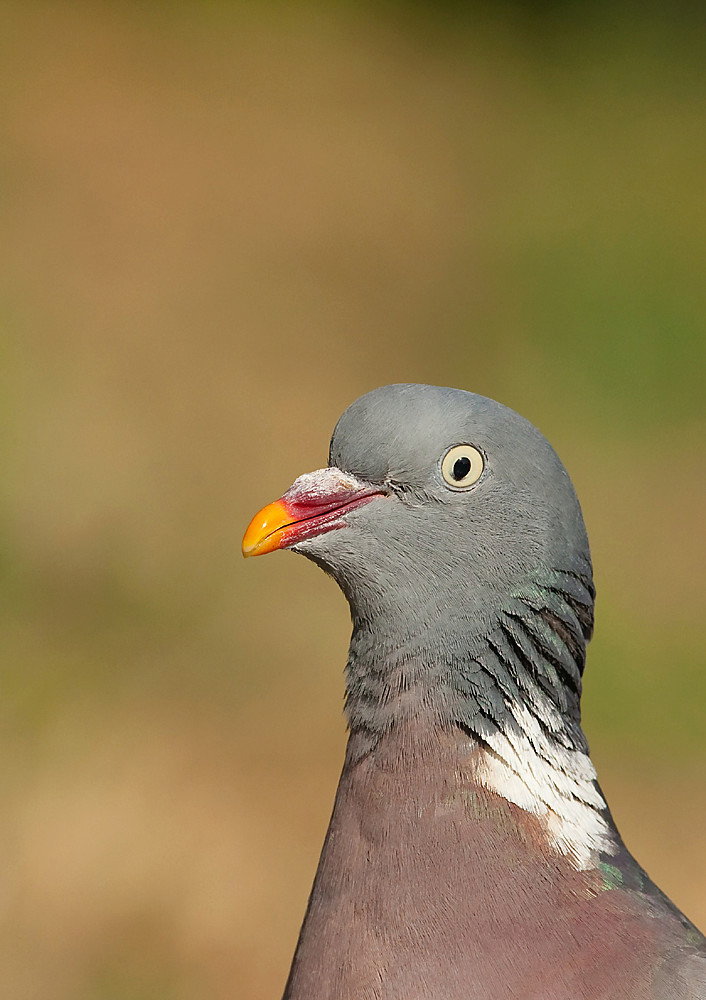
[343,563,595,762]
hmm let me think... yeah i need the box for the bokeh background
[1,2,705,997]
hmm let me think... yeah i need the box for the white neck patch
[474,702,617,870]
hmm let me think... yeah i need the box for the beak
[242,467,385,558]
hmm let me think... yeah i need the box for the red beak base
[242,468,385,557]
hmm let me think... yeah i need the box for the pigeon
[242,383,706,1000]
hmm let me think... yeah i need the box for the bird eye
[440,444,484,490]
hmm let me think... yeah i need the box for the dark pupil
[452,456,471,480]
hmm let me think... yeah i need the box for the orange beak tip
[242,499,293,558]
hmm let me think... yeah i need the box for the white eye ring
[440,444,484,490]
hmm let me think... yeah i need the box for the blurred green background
[1,1,704,997]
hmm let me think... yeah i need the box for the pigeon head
[325,384,589,625]
[244,384,594,745]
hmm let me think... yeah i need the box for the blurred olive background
[1,1,705,997]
